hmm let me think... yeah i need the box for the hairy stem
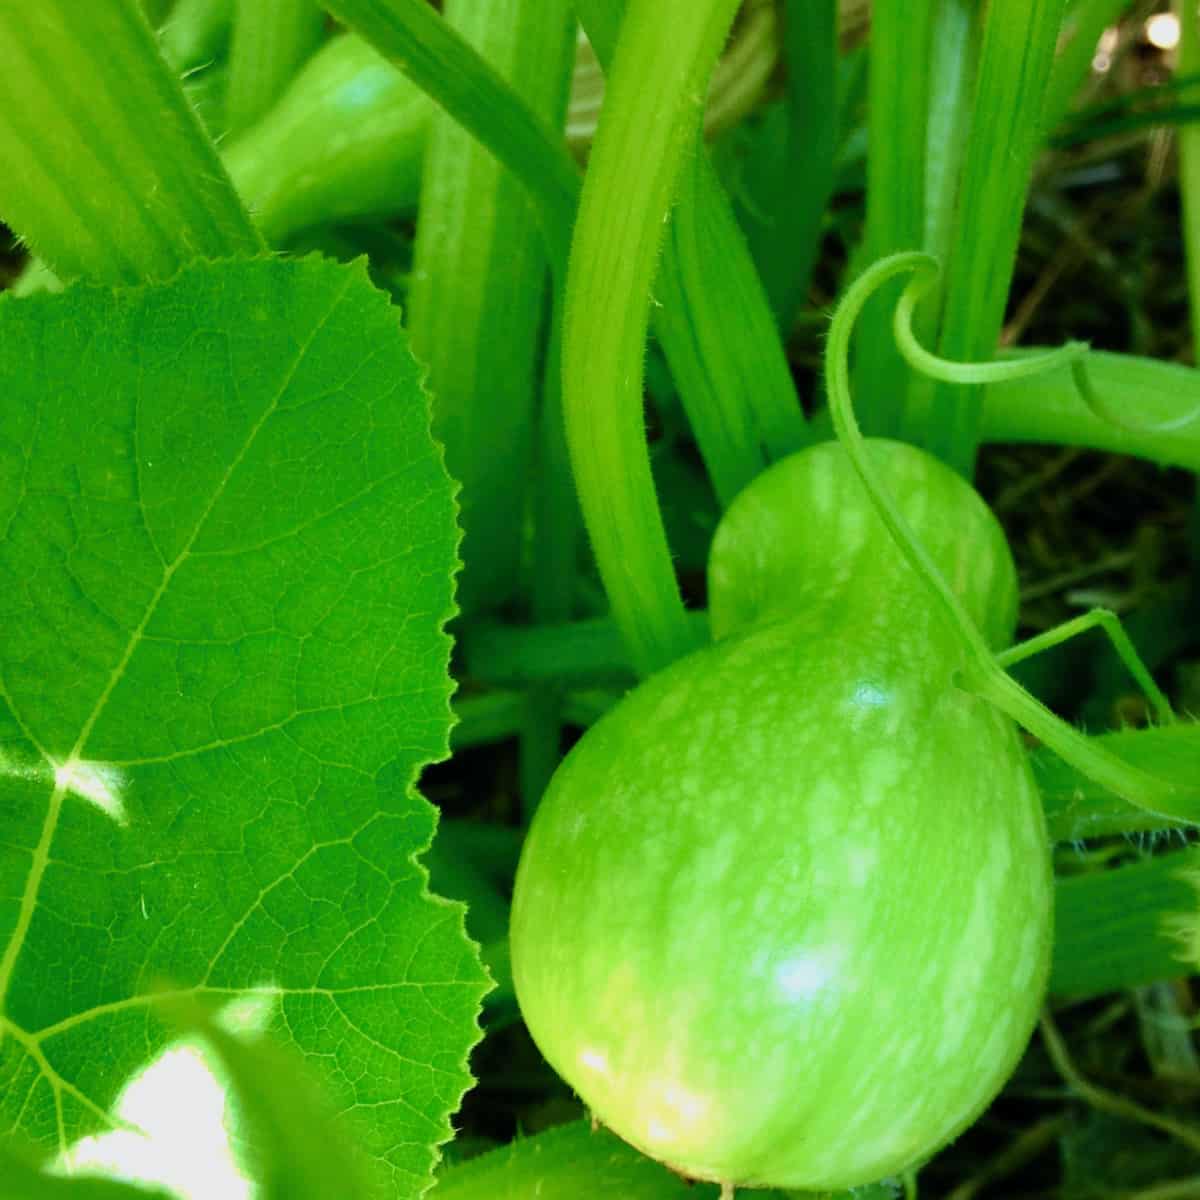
[225,0,325,132]
[0,0,261,285]
[561,0,741,675]
[323,0,578,279]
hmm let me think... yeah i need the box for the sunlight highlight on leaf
[53,993,276,1200]
[52,761,128,826]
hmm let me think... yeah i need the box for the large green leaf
[0,256,488,1197]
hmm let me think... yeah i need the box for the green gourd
[510,438,1051,1191]
[223,34,431,244]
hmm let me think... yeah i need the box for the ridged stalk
[577,0,807,508]
[225,0,325,133]
[924,0,1067,473]
[563,0,752,675]
[407,0,574,614]
[0,0,261,285]
[323,0,578,277]
[852,0,935,437]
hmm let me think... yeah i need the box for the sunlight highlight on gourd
[640,1079,711,1147]
[774,947,843,1001]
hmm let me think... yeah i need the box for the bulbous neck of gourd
[707,439,1019,650]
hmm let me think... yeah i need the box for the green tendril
[996,608,1176,728]
[826,252,1187,820]
[895,260,1200,436]
[893,262,1090,385]
[1071,358,1200,435]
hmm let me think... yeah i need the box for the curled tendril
[825,252,1187,820]
[892,262,1090,385]
[892,255,1200,435]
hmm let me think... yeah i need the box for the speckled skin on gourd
[509,440,1052,1190]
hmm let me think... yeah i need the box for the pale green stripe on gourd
[709,439,1018,650]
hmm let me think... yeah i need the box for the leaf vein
[0,270,357,1023]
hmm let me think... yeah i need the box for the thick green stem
[322,0,578,279]
[925,0,1066,473]
[1051,848,1200,998]
[531,308,578,631]
[562,0,741,676]
[334,0,803,535]
[900,0,978,444]
[407,0,573,615]
[464,615,702,688]
[521,297,578,816]
[980,350,1200,471]
[922,0,979,267]
[577,0,807,508]
[449,691,526,749]
[852,0,934,437]
[1043,0,1133,131]
[0,0,261,285]
[225,0,325,133]
[652,151,809,505]
[723,0,839,334]
[764,0,838,328]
